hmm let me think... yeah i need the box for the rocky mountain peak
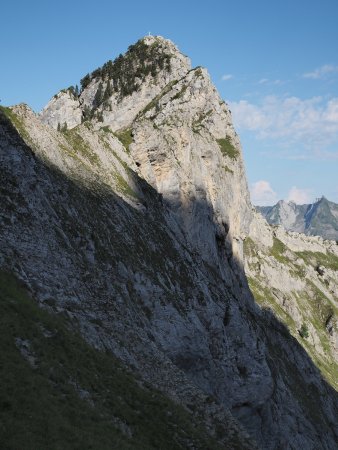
[142,34,190,67]
[39,35,252,268]
[258,195,338,240]
[40,36,191,131]
[2,35,338,450]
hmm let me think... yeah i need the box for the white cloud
[324,98,338,122]
[287,186,312,204]
[229,95,338,158]
[250,180,278,206]
[303,64,338,79]
[221,74,233,81]
[258,78,284,86]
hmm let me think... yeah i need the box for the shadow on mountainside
[1,111,338,449]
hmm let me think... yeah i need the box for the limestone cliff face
[40,36,191,132]
[40,89,82,130]
[130,65,252,277]
[41,35,252,278]
[1,36,338,450]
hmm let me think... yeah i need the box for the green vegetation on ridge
[115,128,133,154]
[80,40,172,99]
[0,106,32,146]
[244,235,338,390]
[62,128,100,166]
[0,271,225,450]
[296,249,338,271]
[216,137,239,160]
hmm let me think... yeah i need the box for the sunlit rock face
[41,36,191,132]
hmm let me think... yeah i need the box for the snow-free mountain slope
[1,36,338,449]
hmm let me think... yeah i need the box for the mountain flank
[1,36,337,449]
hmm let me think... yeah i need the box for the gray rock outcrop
[40,36,191,132]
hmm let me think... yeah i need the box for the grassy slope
[244,237,338,390]
[0,271,228,450]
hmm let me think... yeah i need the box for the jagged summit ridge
[40,36,191,131]
[257,196,338,240]
[39,34,252,264]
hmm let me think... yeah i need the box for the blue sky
[1,0,338,204]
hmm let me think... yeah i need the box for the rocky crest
[1,36,338,449]
[40,36,191,131]
[257,197,338,240]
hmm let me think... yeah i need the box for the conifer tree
[93,82,103,108]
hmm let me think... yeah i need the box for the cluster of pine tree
[80,39,172,99]
[78,39,172,124]
[57,122,68,132]
[68,85,80,98]
[80,81,112,123]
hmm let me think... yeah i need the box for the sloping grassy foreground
[0,271,225,450]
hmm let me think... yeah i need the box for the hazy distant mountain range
[257,196,338,240]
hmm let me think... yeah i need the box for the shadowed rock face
[1,36,338,449]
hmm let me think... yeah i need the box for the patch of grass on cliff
[243,237,257,258]
[247,276,294,330]
[0,271,225,450]
[115,128,133,154]
[270,237,289,264]
[192,67,203,78]
[296,250,338,271]
[63,129,100,166]
[216,137,239,160]
[113,172,138,200]
[172,84,188,101]
[100,125,113,134]
[222,165,234,174]
[0,106,32,145]
[297,284,338,389]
